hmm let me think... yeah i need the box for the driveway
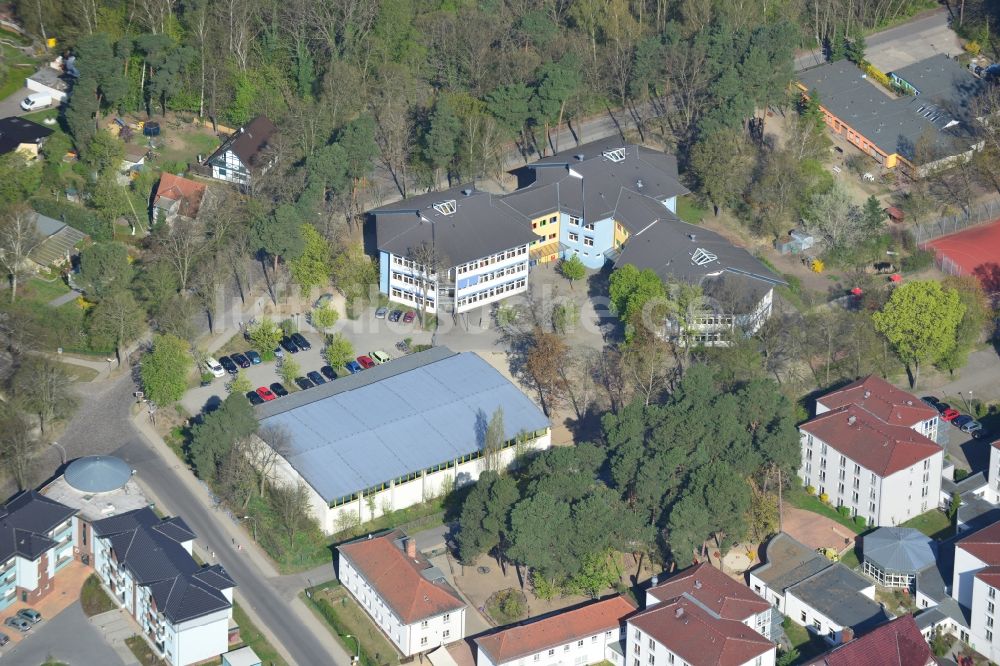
[0,601,125,666]
[0,87,31,118]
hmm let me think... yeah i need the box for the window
[564,645,570,652]
[443,613,450,623]
[534,656,541,662]
[443,629,451,638]
[991,588,997,599]
[550,649,557,656]
[649,638,655,649]
[854,464,861,474]
[433,200,457,215]
[578,640,584,647]
[569,232,579,242]
[691,248,717,266]
[648,656,655,665]
[989,630,994,642]
[569,216,581,226]
[989,617,994,628]
[603,148,626,162]
[583,236,594,246]
[420,620,429,628]
[634,660,641,666]
[989,601,995,614]
[801,611,807,623]
[584,222,595,231]
[813,619,821,630]
[421,637,428,646]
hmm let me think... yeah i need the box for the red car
[402,311,416,323]
[256,386,277,401]
[941,408,961,422]
[357,355,376,369]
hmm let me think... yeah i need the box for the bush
[955,468,970,481]
[310,305,339,330]
[805,485,816,495]
[486,588,528,624]
[819,492,829,503]
[901,248,935,272]
[838,505,851,517]
[280,318,298,335]
[855,515,867,528]
[80,574,115,616]
[31,197,111,241]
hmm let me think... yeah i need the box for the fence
[911,198,1000,244]
[933,254,966,278]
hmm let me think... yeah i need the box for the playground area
[926,219,1000,294]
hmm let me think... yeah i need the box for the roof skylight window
[691,248,718,266]
[433,200,457,215]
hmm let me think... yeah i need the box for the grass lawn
[232,602,290,666]
[306,584,400,666]
[840,546,860,569]
[0,46,35,101]
[901,509,955,540]
[782,617,831,663]
[22,276,70,304]
[80,574,116,617]
[786,486,865,535]
[676,196,708,225]
[125,635,168,666]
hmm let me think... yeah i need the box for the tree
[457,470,520,563]
[330,245,378,311]
[422,97,463,185]
[936,276,991,375]
[150,218,206,292]
[229,374,252,395]
[689,131,756,216]
[248,318,284,359]
[289,224,332,296]
[0,205,40,302]
[407,241,447,327]
[311,305,339,330]
[551,301,580,335]
[0,408,37,490]
[558,255,585,288]
[140,334,193,406]
[11,357,77,434]
[525,327,571,415]
[508,492,573,582]
[324,333,354,369]
[872,281,965,387]
[270,482,313,546]
[79,242,133,301]
[278,357,301,388]
[0,152,42,208]
[252,204,306,272]
[482,407,506,473]
[486,83,533,152]
[189,393,258,481]
[608,264,668,337]
[532,56,581,154]
[844,35,867,64]
[89,290,144,365]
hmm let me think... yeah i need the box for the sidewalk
[89,608,141,666]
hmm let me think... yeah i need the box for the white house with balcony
[338,529,466,656]
[92,507,235,666]
[0,491,77,610]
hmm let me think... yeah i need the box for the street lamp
[966,390,974,414]
[50,441,67,465]
[341,634,360,664]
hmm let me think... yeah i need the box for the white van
[204,357,225,378]
[20,93,52,111]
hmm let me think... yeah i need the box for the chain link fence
[912,198,1000,244]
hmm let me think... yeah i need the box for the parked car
[256,386,276,401]
[204,357,225,378]
[954,415,975,429]
[231,352,251,369]
[403,311,416,323]
[20,92,52,111]
[357,355,376,369]
[345,360,363,374]
[370,350,391,365]
[269,382,288,397]
[246,350,262,365]
[295,376,315,390]
[920,396,939,409]
[396,340,410,354]
[290,333,311,351]
[320,365,337,381]
[961,420,984,434]
[375,306,388,319]
[5,616,30,632]
[246,391,265,406]
[279,337,300,354]
[972,428,992,440]
[273,346,285,360]
[388,310,402,322]
[307,370,326,385]
[934,402,952,414]
[942,408,961,422]
[16,609,41,624]
[219,356,239,375]
[314,293,334,308]
[0,631,9,646]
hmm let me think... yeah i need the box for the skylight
[602,148,626,163]
[433,200,457,215]
[691,248,717,266]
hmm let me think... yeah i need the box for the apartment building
[0,491,76,610]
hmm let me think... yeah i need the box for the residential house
[804,615,934,666]
[92,507,235,666]
[798,376,943,526]
[338,529,466,657]
[153,173,208,225]
[748,533,889,645]
[645,561,774,640]
[796,55,985,174]
[623,595,776,666]
[371,186,536,314]
[25,64,70,103]
[474,595,635,666]
[203,116,276,187]
[255,347,550,533]
[0,116,53,158]
[26,212,88,270]
[0,491,76,610]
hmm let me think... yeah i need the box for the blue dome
[64,456,131,493]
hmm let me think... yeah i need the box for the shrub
[805,485,816,495]
[310,305,339,330]
[819,492,829,503]
[838,505,851,517]
[901,248,935,272]
[855,515,867,528]
[486,588,528,624]
[955,468,970,481]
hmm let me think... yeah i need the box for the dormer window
[433,200,457,215]
[691,248,717,266]
[602,148,626,162]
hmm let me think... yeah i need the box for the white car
[20,92,52,111]
[204,357,225,378]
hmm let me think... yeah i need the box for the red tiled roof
[806,615,932,666]
[974,565,1000,588]
[957,519,1000,565]
[154,173,207,219]
[648,562,769,623]
[338,530,465,625]
[475,595,636,664]
[799,405,940,477]
[628,596,773,666]
[816,376,936,428]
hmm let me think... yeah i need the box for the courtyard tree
[11,357,78,434]
[248,318,283,360]
[324,333,354,370]
[456,470,520,564]
[558,255,586,289]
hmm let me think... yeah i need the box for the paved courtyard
[781,506,856,555]
[1,601,127,666]
[0,560,90,648]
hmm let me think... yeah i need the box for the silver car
[961,420,983,434]
[375,306,388,319]
[4,616,29,632]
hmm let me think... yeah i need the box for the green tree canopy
[79,242,133,301]
[141,334,192,405]
[189,393,258,481]
[289,224,332,296]
[323,332,354,369]
[456,470,520,563]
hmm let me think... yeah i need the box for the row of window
[567,216,594,230]
[531,233,558,245]
[390,287,435,309]
[566,232,595,246]
[391,255,432,276]
[532,215,559,229]
[455,246,528,275]
[456,277,527,308]
[458,262,527,290]
[391,271,435,291]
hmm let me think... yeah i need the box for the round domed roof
[64,455,131,493]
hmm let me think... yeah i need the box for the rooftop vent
[691,248,717,266]
[433,200,457,215]
[651,574,659,586]
[848,415,857,426]
[675,607,684,619]
[694,580,702,589]
[636,179,643,189]
[864,390,870,399]
[602,147,626,163]
[461,188,473,196]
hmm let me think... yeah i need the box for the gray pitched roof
[862,527,936,574]
[752,532,832,592]
[257,348,549,503]
[788,564,889,631]
[798,58,982,163]
[93,508,232,624]
[372,185,538,266]
[28,213,87,266]
[0,491,76,563]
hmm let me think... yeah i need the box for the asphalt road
[0,601,125,666]
[53,371,349,666]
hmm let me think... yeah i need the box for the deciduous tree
[0,205,40,302]
[140,334,193,406]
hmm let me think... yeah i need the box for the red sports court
[925,219,1000,294]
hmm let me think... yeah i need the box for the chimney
[675,607,684,619]
[650,574,659,587]
[841,627,854,642]
[848,415,857,426]
[406,538,417,559]
[694,580,702,590]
